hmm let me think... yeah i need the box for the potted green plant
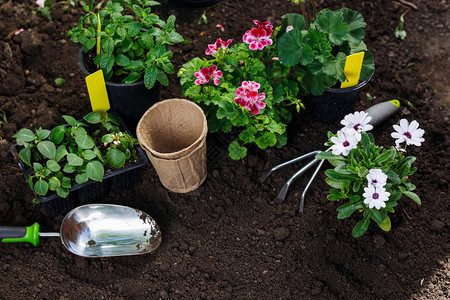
[278,1,375,122]
[316,112,425,237]
[178,20,303,160]
[68,0,184,132]
[11,111,148,217]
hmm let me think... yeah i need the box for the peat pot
[78,48,161,136]
[305,74,373,123]
[136,98,208,193]
[11,113,149,217]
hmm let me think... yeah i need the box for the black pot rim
[78,47,145,87]
[325,72,374,94]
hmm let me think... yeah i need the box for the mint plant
[67,0,184,89]
[13,112,138,200]
[178,21,302,160]
[277,7,375,96]
[316,112,425,237]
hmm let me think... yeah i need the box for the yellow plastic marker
[85,70,110,113]
[340,52,365,89]
[97,13,101,56]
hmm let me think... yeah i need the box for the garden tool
[0,204,161,258]
[259,100,401,213]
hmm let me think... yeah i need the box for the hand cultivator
[260,100,400,213]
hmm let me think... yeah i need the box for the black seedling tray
[11,112,149,217]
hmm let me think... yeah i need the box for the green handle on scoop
[0,223,40,246]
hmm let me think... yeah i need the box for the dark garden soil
[0,0,449,299]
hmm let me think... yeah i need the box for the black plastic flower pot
[173,0,220,5]
[11,112,149,217]
[304,74,373,123]
[78,48,162,136]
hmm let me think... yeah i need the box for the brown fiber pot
[136,98,207,193]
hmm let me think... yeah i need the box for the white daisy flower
[366,169,387,189]
[363,185,390,210]
[391,119,425,147]
[330,129,359,156]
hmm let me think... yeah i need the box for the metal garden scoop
[0,204,161,258]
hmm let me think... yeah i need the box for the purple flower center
[372,179,378,184]
[353,123,361,131]
[343,141,350,147]
[373,193,379,199]
[403,131,411,139]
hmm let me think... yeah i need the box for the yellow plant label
[340,52,365,89]
[85,70,110,113]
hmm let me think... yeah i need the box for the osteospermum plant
[178,19,302,160]
[316,112,425,237]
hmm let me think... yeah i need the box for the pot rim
[325,72,374,94]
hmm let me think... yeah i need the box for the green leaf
[301,72,326,96]
[14,129,35,142]
[19,148,31,166]
[83,150,97,160]
[106,148,126,169]
[370,209,384,224]
[62,115,82,128]
[278,30,314,66]
[373,149,395,164]
[67,153,83,166]
[46,160,60,172]
[34,179,49,196]
[341,8,366,44]
[127,21,143,37]
[217,101,236,119]
[102,37,114,54]
[55,145,68,162]
[83,111,102,124]
[61,176,71,189]
[123,72,141,84]
[385,170,401,184]
[75,173,89,185]
[337,202,363,219]
[315,9,349,45]
[116,54,131,67]
[256,132,277,149]
[56,187,69,198]
[325,177,344,189]
[51,125,66,144]
[378,216,391,232]
[403,191,421,205]
[228,140,247,160]
[156,70,169,86]
[352,216,370,237]
[48,177,60,191]
[325,169,359,181]
[239,128,257,144]
[144,66,158,89]
[281,13,306,31]
[37,141,56,160]
[75,135,95,149]
[63,163,76,173]
[167,31,183,43]
[36,129,51,140]
[86,160,104,182]
[360,50,375,81]
[323,52,347,82]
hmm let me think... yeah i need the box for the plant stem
[311,0,317,20]
[301,2,309,29]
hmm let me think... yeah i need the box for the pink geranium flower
[208,65,223,85]
[234,81,266,115]
[243,20,273,50]
[194,65,223,86]
[194,67,210,85]
[205,38,233,55]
